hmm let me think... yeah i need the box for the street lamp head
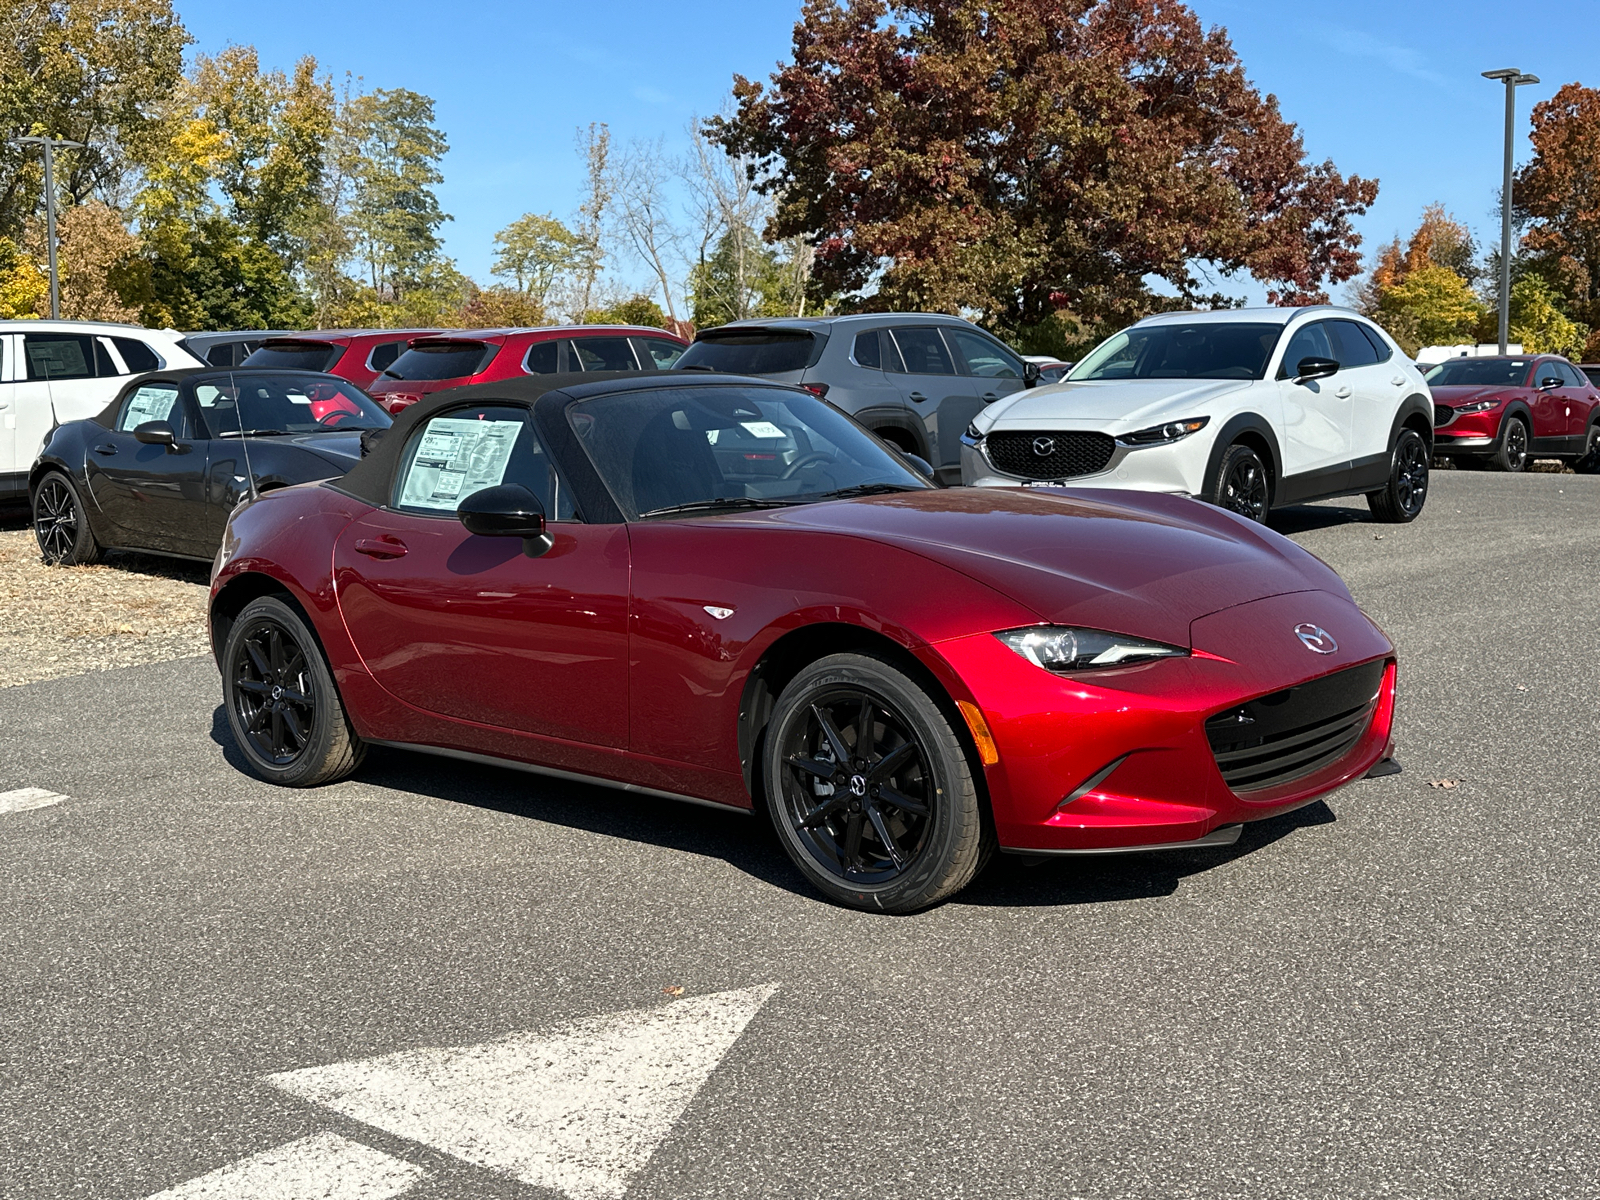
[1513,73,1540,87]
[1482,68,1521,80]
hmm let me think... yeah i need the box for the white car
[961,306,1435,523]
[0,320,203,503]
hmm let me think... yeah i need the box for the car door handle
[354,537,407,559]
[93,443,118,456]
[1391,376,1406,386]
[982,391,1000,402]
[908,391,928,403]
[1335,386,1352,399]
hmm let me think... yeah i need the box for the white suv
[0,321,202,502]
[961,306,1435,523]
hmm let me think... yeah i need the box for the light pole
[1481,69,1539,354]
[9,135,85,320]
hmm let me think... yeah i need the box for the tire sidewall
[223,595,347,787]
[31,470,96,565]
[763,653,978,912]
[1210,443,1271,523]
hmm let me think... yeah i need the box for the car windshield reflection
[195,373,391,436]
[568,385,930,519]
[1068,323,1283,381]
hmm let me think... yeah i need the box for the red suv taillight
[383,394,422,415]
[799,382,829,399]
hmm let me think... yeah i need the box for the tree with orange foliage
[1515,83,1600,358]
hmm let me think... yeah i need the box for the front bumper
[931,589,1397,853]
[960,428,1212,494]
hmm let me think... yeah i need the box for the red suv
[242,330,444,391]
[367,326,689,415]
[1427,354,1600,471]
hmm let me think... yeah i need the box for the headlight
[1116,416,1209,447]
[995,626,1187,671]
[1454,398,1503,414]
[961,422,984,447]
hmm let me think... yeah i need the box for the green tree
[0,236,47,316]
[1373,266,1485,357]
[710,0,1377,332]
[581,294,667,328]
[347,88,450,297]
[491,212,583,305]
[1509,275,1589,357]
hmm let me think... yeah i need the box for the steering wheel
[319,410,354,428]
[781,451,834,480]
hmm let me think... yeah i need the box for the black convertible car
[29,368,391,565]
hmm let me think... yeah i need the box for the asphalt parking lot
[2,469,1597,1200]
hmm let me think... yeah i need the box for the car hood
[980,378,1254,429]
[1430,385,1518,403]
[733,487,1348,646]
[283,431,366,471]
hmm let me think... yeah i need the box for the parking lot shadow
[211,706,1335,910]
[1268,503,1371,534]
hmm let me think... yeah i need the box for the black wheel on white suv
[1367,429,1430,523]
[1208,443,1271,523]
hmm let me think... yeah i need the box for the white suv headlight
[995,626,1187,672]
[1116,416,1209,447]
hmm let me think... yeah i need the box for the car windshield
[194,374,391,436]
[384,342,497,381]
[676,331,817,375]
[1424,359,1532,386]
[1068,322,1283,381]
[242,342,343,373]
[569,384,929,519]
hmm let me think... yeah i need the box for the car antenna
[229,370,259,502]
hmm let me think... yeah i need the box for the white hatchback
[0,320,203,502]
[961,306,1435,523]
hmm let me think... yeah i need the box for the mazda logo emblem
[1294,623,1337,654]
[849,775,868,797]
[1032,436,1056,457]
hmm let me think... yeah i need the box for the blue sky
[178,0,1592,303]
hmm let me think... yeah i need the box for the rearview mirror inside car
[458,484,553,558]
[1295,357,1340,382]
[133,420,178,450]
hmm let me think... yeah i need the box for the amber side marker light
[956,700,1000,766]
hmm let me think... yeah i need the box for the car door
[0,335,16,493]
[1556,362,1593,446]
[332,401,631,751]
[1325,320,1392,471]
[13,332,115,474]
[84,381,211,555]
[942,325,1029,451]
[886,325,980,478]
[1274,320,1353,489]
[1527,359,1568,447]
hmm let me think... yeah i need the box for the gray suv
[675,314,1040,483]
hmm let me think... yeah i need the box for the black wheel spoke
[854,696,875,757]
[281,705,307,747]
[798,797,844,828]
[865,803,904,868]
[788,755,839,781]
[876,785,928,816]
[244,639,272,680]
[867,740,915,783]
[812,704,851,764]
[840,811,864,873]
[236,679,272,695]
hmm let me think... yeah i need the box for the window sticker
[739,420,786,439]
[123,386,178,428]
[399,417,523,511]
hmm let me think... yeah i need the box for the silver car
[675,314,1041,483]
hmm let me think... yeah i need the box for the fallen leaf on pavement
[1429,779,1459,789]
[662,985,685,997]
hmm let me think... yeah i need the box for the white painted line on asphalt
[141,1132,426,1199]
[268,983,780,1200]
[0,787,67,814]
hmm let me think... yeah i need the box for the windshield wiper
[219,428,290,437]
[813,482,926,500]
[637,496,796,518]
[380,368,405,379]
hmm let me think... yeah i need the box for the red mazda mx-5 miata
[209,373,1399,911]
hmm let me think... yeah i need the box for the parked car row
[1425,354,1600,471]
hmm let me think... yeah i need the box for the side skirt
[366,739,754,816]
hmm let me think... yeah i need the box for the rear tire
[1492,416,1529,472]
[31,471,101,566]
[1367,429,1430,523]
[763,653,989,912]
[1575,424,1600,474]
[1207,443,1272,523]
[222,595,365,787]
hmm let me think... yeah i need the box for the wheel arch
[209,570,315,669]
[1387,392,1435,454]
[1202,413,1282,503]
[736,622,991,815]
[861,412,930,461]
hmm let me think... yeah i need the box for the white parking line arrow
[267,983,779,1200]
[0,787,67,814]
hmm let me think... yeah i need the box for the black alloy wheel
[1367,429,1430,523]
[765,653,989,912]
[1212,443,1271,523]
[31,472,100,566]
[1494,417,1529,472]
[222,595,364,786]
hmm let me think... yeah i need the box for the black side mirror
[134,420,178,450]
[1538,375,1563,390]
[1023,361,1042,388]
[457,483,553,558]
[902,452,936,480]
[1295,356,1340,382]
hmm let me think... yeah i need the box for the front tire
[31,471,101,566]
[1367,428,1430,523]
[1208,443,1271,523]
[764,653,989,912]
[1492,416,1529,472]
[222,595,364,787]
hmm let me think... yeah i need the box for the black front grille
[1205,661,1386,794]
[985,431,1116,481]
[1434,403,1455,427]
